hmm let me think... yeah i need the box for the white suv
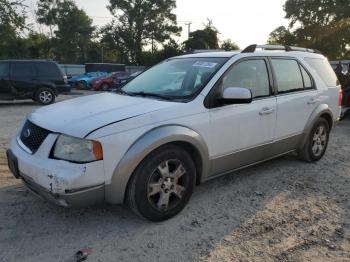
[7,45,341,221]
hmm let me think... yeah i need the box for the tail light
[63,75,68,84]
[339,89,343,107]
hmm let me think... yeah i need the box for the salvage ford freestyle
[7,45,341,221]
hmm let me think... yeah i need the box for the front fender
[105,125,209,204]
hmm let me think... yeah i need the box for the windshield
[122,57,228,99]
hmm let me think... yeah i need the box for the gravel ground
[0,93,350,262]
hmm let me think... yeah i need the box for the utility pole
[185,22,192,40]
[101,46,104,63]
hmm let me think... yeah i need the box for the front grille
[20,120,52,154]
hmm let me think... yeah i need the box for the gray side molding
[299,104,334,149]
[105,125,210,204]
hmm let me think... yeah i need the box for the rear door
[0,62,12,99]
[10,62,37,97]
[271,58,319,141]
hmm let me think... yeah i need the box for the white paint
[223,87,252,100]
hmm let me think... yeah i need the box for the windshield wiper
[128,91,177,101]
[114,89,130,95]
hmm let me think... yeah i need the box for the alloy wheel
[147,159,189,212]
[39,91,53,104]
[311,125,328,157]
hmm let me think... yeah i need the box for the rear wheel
[126,145,196,222]
[35,88,55,105]
[77,81,88,90]
[101,83,109,91]
[298,118,330,162]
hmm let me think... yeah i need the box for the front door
[208,58,277,176]
[0,62,12,100]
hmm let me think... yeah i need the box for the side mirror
[220,87,253,104]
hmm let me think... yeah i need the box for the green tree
[103,0,181,64]
[26,32,53,59]
[36,0,60,38]
[269,0,350,59]
[220,39,239,51]
[0,0,27,29]
[267,26,296,45]
[139,40,183,66]
[184,19,220,51]
[36,0,95,63]
[0,0,28,58]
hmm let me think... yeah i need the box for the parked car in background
[92,71,130,91]
[69,72,108,89]
[7,45,341,221]
[115,71,143,88]
[331,61,350,119]
[0,60,70,105]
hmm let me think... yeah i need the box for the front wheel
[35,88,56,105]
[126,145,196,222]
[298,118,330,162]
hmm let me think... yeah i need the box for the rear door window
[36,62,61,78]
[271,59,305,94]
[11,63,36,78]
[0,62,9,78]
[304,58,338,87]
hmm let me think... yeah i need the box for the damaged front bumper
[8,134,106,207]
[20,173,104,207]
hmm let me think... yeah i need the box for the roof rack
[241,44,322,54]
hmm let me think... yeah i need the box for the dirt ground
[0,92,350,262]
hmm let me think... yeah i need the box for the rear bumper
[56,84,71,94]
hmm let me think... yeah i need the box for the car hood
[28,93,178,137]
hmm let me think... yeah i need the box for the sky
[25,0,289,48]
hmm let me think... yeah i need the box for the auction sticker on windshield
[192,61,218,68]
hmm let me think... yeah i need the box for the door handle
[259,107,275,116]
[307,98,320,105]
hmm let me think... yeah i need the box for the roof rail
[241,44,322,54]
[190,49,224,54]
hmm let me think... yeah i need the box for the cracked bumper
[8,134,106,207]
[21,173,104,207]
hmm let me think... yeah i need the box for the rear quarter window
[304,58,338,87]
[36,62,62,79]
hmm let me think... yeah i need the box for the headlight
[53,134,103,163]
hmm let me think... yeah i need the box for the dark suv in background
[0,60,70,105]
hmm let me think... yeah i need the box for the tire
[35,88,56,105]
[101,83,110,91]
[77,81,88,90]
[126,145,196,222]
[298,118,330,162]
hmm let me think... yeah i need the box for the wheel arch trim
[34,85,58,97]
[105,125,210,204]
[299,104,334,148]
